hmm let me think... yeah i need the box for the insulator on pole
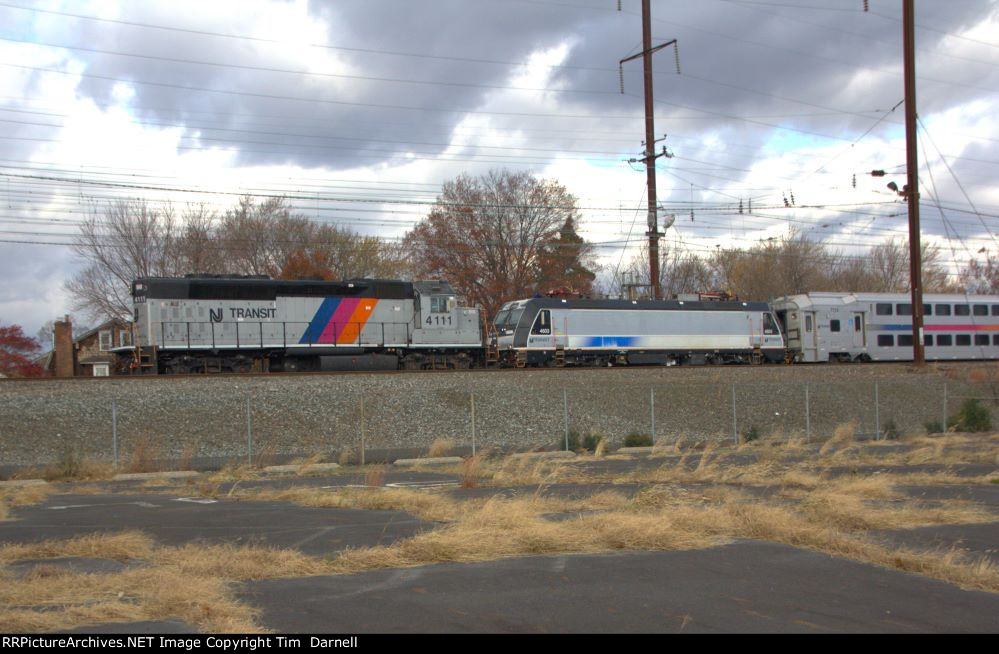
[619,63,625,93]
[673,42,681,74]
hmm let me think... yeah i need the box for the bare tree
[66,199,180,321]
[961,252,999,294]
[405,170,590,319]
[621,241,713,298]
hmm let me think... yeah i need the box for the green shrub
[581,431,606,452]
[624,432,653,447]
[742,426,761,443]
[924,419,944,435]
[948,399,991,433]
[561,429,582,452]
[881,418,899,440]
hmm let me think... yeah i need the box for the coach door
[801,311,818,361]
[852,312,866,348]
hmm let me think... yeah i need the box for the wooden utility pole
[619,0,676,300]
[903,0,925,365]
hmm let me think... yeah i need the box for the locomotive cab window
[763,313,779,335]
[531,310,552,335]
[430,296,451,313]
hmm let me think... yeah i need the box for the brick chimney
[53,315,75,378]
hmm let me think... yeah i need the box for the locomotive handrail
[156,320,415,349]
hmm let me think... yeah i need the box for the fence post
[112,397,118,470]
[731,384,738,445]
[650,386,656,443]
[942,382,948,432]
[874,381,880,441]
[804,383,811,443]
[470,391,476,456]
[360,397,366,466]
[246,394,253,466]
[563,388,569,451]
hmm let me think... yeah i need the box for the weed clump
[582,431,606,453]
[742,426,762,444]
[428,438,454,458]
[881,418,899,440]
[948,399,991,433]
[924,419,945,435]
[624,432,654,448]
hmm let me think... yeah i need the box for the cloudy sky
[1,0,998,335]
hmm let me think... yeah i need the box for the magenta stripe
[319,298,361,343]
[925,324,999,332]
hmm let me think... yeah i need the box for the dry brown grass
[0,532,291,633]
[338,447,354,466]
[125,436,161,474]
[178,444,196,471]
[0,484,53,521]
[428,438,455,458]
[819,420,859,457]
[461,453,485,488]
[364,465,386,487]
[240,486,460,522]
[35,454,114,483]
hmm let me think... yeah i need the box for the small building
[36,316,133,377]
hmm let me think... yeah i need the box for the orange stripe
[336,299,379,344]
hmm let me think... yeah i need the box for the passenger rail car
[774,292,999,363]
[494,297,785,367]
[116,276,483,373]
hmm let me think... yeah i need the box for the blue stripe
[877,324,914,331]
[299,298,340,344]
[579,336,638,348]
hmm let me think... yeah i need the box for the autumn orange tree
[0,324,43,377]
[405,170,596,320]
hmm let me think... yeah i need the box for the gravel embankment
[0,363,994,470]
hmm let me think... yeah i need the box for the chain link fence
[1,375,996,475]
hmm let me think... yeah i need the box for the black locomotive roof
[518,297,773,312]
[134,277,414,301]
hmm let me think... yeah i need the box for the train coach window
[994,335,999,346]
[898,334,913,347]
[937,334,953,346]
[876,303,892,316]
[956,334,971,346]
[896,303,912,316]
[936,304,951,316]
[955,305,970,316]
[992,305,999,316]
[854,316,862,332]
[830,319,840,333]
[923,304,932,316]
[805,315,813,332]
[877,334,894,347]
[973,305,988,316]
[531,310,551,335]
[975,335,989,346]
[924,335,934,346]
